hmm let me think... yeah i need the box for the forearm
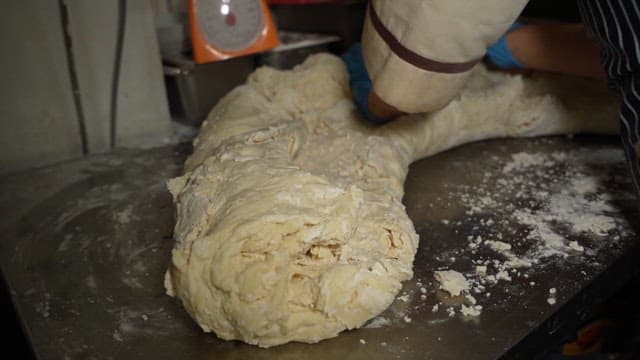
[368,91,405,120]
[507,23,604,78]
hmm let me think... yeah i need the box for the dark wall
[521,0,582,22]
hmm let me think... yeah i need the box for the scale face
[190,0,279,63]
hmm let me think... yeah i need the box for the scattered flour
[114,206,134,224]
[374,146,628,330]
[460,304,483,317]
[502,152,555,173]
[569,241,584,252]
[475,265,487,276]
[485,240,512,252]
[446,307,456,317]
[424,146,630,319]
[457,148,627,267]
[495,270,512,282]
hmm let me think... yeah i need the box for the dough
[164,54,617,347]
[433,270,469,297]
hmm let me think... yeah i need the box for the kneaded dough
[434,270,469,297]
[165,54,617,347]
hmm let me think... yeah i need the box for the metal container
[163,54,255,126]
[258,31,341,69]
[270,0,366,52]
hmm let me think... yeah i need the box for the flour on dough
[165,54,617,347]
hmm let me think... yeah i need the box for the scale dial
[194,0,264,52]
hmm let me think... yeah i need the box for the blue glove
[341,43,389,124]
[485,22,524,69]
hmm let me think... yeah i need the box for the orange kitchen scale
[189,0,279,63]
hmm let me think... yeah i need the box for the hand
[342,43,403,124]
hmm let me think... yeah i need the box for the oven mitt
[485,22,524,69]
[341,43,389,124]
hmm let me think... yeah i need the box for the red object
[190,0,279,64]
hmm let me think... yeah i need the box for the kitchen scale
[189,0,279,63]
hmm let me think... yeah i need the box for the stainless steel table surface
[1,136,638,360]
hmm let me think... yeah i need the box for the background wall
[0,1,84,173]
[0,0,171,174]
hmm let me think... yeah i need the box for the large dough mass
[165,54,617,347]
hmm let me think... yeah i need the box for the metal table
[1,136,638,359]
